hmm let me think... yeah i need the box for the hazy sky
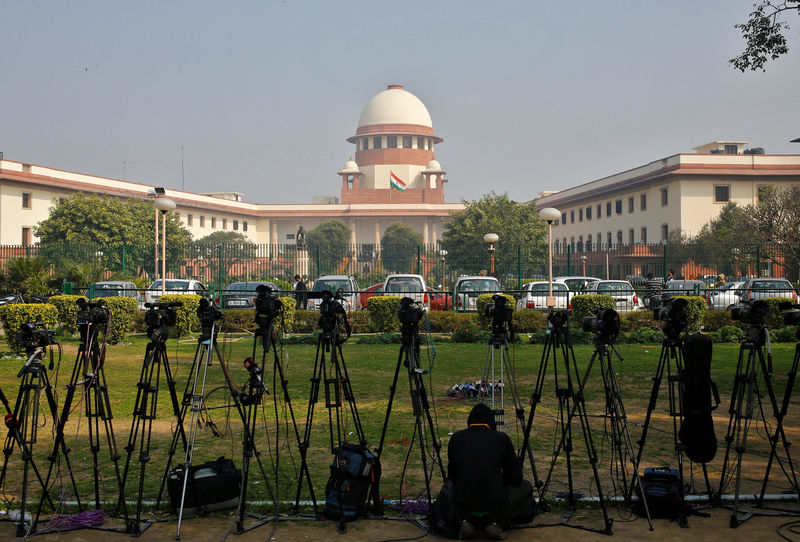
[2,1,798,204]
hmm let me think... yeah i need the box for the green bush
[160,295,202,336]
[620,311,659,332]
[761,297,793,330]
[366,296,403,333]
[294,310,318,333]
[426,311,472,333]
[570,295,615,322]
[702,309,734,331]
[356,333,402,344]
[770,326,798,343]
[628,327,664,344]
[48,295,88,333]
[512,310,547,333]
[708,325,745,343]
[276,296,296,333]
[673,296,706,333]
[0,304,59,351]
[97,296,138,343]
[451,316,485,343]
[219,309,255,332]
[348,311,373,334]
[528,327,594,345]
[475,293,515,329]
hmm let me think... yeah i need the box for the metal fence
[1,241,798,294]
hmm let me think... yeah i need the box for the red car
[360,282,384,309]
[427,287,452,311]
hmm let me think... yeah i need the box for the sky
[1,1,799,204]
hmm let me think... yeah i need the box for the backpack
[167,456,241,515]
[324,444,382,521]
[637,466,682,519]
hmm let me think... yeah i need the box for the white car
[452,276,501,312]
[381,274,429,309]
[709,281,745,311]
[142,279,209,306]
[583,280,643,312]
[306,275,360,311]
[516,281,571,311]
[553,276,603,294]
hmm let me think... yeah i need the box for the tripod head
[484,294,514,344]
[313,289,351,343]
[582,308,621,347]
[197,297,223,342]
[253,284,282,350]
[76,298,110,342]
[144,301,179,344]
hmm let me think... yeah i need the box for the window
[615,199,622,215]
[570,237,575,251]
[597,204,602,219]
[606,202,612,216]
[373,136,382,149]
[233,220,239,231]
[402,136,412,148]
[585,236,592,252]
[596,233,601,246]
[586,206,592,220]
[607,232,612,245]
[22,193,32,209]
[22,227,31,246]
[577,235,583,252]
[561,212,567,224]
[570,210,574,223]
[641,227,647,244]
[628,197,634,213]
[616,231,623,244]
[200,216,205,227]
[628,229,634,244]
[661,188,668,206]
[714,185,730,203]
[579,208,583,222]
[724,144,738,154]
[187,214,193,226]
[387,136,397,148]
[428,139,433,150]
[362,138,369,150]
[243,221,248,232]
[417,137,424,149]
[640,193,647,211]
[222,218,227,230]
[211,217,216,228]
[661,224,669,241]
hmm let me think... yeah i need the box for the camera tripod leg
[294,338,325,514]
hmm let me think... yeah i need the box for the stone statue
[296,225,306,250]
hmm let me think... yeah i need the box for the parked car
[516,281,571,311]
[427,287,452,311]
[660,280,712,307]
[142,279,209,306]
[86,281,143,309]
[381,274,429,309]
[709,281,745,311]
[219,281,281,310]
[452,276,501,312]
[359,282,383,309]
[583,280,643,312]
[553,276,602,293]
[737,278,797,304]
[307,275,360,311]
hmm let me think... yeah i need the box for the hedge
[570,295,615,322]
[366,296,403,333]
[0,303,59,351]
[159,295,202,336]
[48,295,88,334]
[672,296,706,333]
[97,296,138,343]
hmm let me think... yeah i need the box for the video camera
[548,308,570,329]
[197,298,223,341]
[779,301,800,327]
[76,298,110,327]
[484,294,514,342]
[582,308,621,344]
[15,322,57,354]
[254,284,282,324]
[653,298,688,340]
[144,301,180,343]
[310,290,350,340]
[730,299,769,326]
[398,296,424,332]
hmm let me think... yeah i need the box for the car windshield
[228,282,277,292]
[312,279,351,293]
[531,282,567,292]
[385,277,423,292]
[562,278,591,291]
[457,279,499,292]
[597,282,633,294]
[96,283,129,291]
[666,281,702,292]
[752,280,792,290]
[151,280,190,290]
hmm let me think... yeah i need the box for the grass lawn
[1,329,799,517]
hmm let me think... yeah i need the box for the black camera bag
[324,444,381,520]
[679,333,720,464]
[637,466,681,519]
[167,456,241,515]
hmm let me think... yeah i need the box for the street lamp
[581,254,587,275]
[153,196,177,296]
[483,233,499,276]
[538,207,561,309]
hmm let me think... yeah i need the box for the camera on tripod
[398,296,424,331]
[582,308,621,344]
[15,322,57,354]
[254,284,282,325]
[308,289,350,339]
[144,301,180,342]
[653,298,688,339]
[76,298,110,326]
[197,298,223,341]
[484,294,513,332]
[730,299,769,325]
[779,301,800,327]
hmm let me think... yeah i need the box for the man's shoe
[485,522,508,541]
[458,519,476,540]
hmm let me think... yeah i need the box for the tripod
[33,301,127,533]
[117,304,184,536]
[376,298,445,507]
[0,328,60,536]
[294,293,366,530]
[518,310,613,534]
[717,320,800,527]
[478,319,525,430]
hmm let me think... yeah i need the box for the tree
[730,0,799,71]
[190,231,257,283]
[34,193,192,277]
[380,222,423,273]
[306,220,352,275]
[440,192,547,280]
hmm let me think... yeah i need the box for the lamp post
[153,197,177,296]
[581,254,587,275]
[483,233,498,276]
[439,249,448,309]
[538,207,561,309]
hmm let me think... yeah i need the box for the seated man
[444,403,533,540]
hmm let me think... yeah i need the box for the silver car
[516,281,571,311]
[583,280,643,312]
[738,278,797,304]
[453,276,501,312]
[307,275,361,311]
[709,281,745,311]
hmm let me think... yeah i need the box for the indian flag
[390,171,406,192]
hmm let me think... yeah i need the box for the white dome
[341,159,359,173]
[425,160,442,171]
[358,85,433,128]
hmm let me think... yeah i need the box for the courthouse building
[0,84,463,247]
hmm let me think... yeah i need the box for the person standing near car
[293,274,307,309]
[644,272,663,310]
